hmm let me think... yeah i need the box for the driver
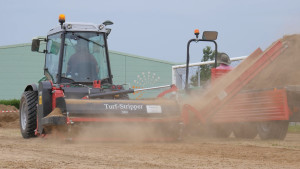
[216,53,233,70]
[67,39,99,81]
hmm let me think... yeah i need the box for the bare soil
[0,104,18,111]
[0,104,19,128]
[0,128,299,169]
[1,110,299,168]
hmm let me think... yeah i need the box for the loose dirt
[0,128,299,169]
[1,105,299,168]
[46,107,64,117]
[0,104,19,128]
[245,34,300,90]
[0,104,18,111]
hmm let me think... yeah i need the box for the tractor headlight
[99,24,105,30]
[67,24,72,29]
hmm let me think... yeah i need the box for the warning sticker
[146,105,162,113]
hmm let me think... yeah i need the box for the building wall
[0,44,45,100]
[109,51,174,99]
[0,44,175,100]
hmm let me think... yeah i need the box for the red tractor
[20,15,181,140]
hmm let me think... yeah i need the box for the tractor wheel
[233,123,258,139]
[257,121,289,140]
[211,124,232,138]
[20,91,38,138]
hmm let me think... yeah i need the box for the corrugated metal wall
[0,44,45,99]
[0,44,175,100]
[110,51,174,99]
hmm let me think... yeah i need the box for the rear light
[111,85,116,89]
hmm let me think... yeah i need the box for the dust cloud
[72,101,181,142]
[184,34,300,120]
[245,34,300,89]
[177,34,300,137]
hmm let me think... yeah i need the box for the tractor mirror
[102,20,113,26]
[202,31,218,41]
[31,38,40,52]
[106,28,112,36]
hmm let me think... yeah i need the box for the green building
[0,43,176,100]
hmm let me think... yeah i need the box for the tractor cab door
[45,33,61,82]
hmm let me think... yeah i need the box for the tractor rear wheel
[211,124,232,138]
[20,91,38,138]
[233,123,258,139]
[257,121,289,140]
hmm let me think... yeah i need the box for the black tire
[233,123,258,139]
[20,91,38,138]
[257,121,289,140]
[211,124,232,138]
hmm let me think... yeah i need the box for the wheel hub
[20,102,27,130]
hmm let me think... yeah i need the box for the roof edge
[0,43,32,49]
[109,50,178,65]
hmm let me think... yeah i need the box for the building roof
[110,50,178,65]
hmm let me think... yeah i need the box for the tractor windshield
[61,32,109,82]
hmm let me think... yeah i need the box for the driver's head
[75,39,89,53]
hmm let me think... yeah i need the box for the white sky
[1,0,299,63]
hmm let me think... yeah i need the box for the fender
[24,83,38,92]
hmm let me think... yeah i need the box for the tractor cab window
[62,32,109,82]
[45,33,61,83]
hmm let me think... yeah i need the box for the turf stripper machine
[19,15,181,140]
[179,29,300,140]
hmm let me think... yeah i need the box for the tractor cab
[31,14,113,85]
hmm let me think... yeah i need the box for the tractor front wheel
[20,91,38,138]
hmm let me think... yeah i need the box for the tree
[190,46,216,87]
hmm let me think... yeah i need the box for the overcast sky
[1,0,299,63]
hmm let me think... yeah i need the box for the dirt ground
[0,128,299,169]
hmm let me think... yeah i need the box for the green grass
[288,125,300,133]
[0,99,20,109]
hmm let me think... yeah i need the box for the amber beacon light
[59,14,65,26]
[194,29,200,38]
